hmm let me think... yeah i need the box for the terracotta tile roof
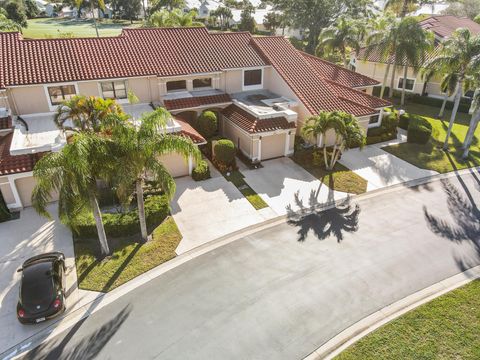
[300,52,379,88]
[356,43,441,65]
[0,133,46,175]
[0,117,12,130]
[324,80,391,109]
[174,117,207,144]
[0,28,267,89]
[252,36,380,117]
[222,104,296,134]
[163,93,232,111]
[419,15,480,39]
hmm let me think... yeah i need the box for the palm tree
[147,8,203,28]
[302,111,365,170]
[394,17,434,106]
[32,133,114,257]
[75,0,105,38]
[425,28,480,150]
[211,6,233,31]
[364,13,400,99]
[111,108,201,243]
[462,88,480,159]
[54,95,127,133]
[384,0,422,18]
[317,17,361,68]
[422,68,458,118]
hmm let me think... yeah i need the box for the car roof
[22,261,54,281]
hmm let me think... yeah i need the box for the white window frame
[192,78,213,91]
[98,80,129,104]
[44,82,79,112]
[242,67,264,91]
[396,77,416,92]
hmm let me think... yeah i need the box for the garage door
[261,134,285,160]
[159,153,190,178]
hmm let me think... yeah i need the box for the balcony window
[47,85,77,106]
[101,81,127,100]
[243,69,263,88]
[166,80,187,92]
[193,78,212,89]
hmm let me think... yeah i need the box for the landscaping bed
[336,280,480,359]
[292,148,367,194]
[383,105,480,173]
[224,171,268,210]
[74,216,182,293]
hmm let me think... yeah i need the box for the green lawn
[224,171,269,210]
[74,216,182,292]
[292,148,368,194]
[336,280,480,360]
[383,104,480,173]
[23,18,142,39]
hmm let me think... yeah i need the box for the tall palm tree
[425,28,480,150]
[462,88,480,159]
[364,13,400,99]
[422,68,458,118]
[75,0,105,38]
[317,17,361,68]
[302,111,365,170]
[54,95,127,133]
[147,8,203,27]
[111,108,201,243]
[32,133,114,257]
[394,17,434,106]
[384,0,422,18]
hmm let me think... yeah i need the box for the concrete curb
[2,166,480,359]
[303,265,480,360]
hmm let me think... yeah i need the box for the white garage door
[159,153,190,178]
[261,134,286,160]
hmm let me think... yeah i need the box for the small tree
[302,111,365,170]
[238,4,256,33]
[197,111,217,139]
[214,139,236,166]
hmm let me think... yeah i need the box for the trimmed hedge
[214,139,236,166]
[407,115,433,144]
[72,195,170,239]
[192,160,211,181]
[197,111,218,139]
[399,113,412,130]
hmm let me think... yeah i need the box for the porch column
[188,156,194,175]
[378,108,384,125]
[284,131,290,156]
[7,176,22,209]
[257,137,262,162]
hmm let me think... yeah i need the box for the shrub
[192,160,211,181]
[382,110,399,133]
[407,115,432,144]
[214,139,236,166]
[72,195,170,239]
[399,113,411,130]
[367,127,385,137]
[0,192,11,223]
[197,111,218,139]
[366,135,383,145]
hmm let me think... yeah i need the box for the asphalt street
[18,170,480,360]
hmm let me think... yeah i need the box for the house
[0,27,389,210]
[353,15,480,99]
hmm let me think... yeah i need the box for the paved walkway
[242,157,348,216]
[339,136,438,191]
[15,171,480,360]
[0,204,99,355]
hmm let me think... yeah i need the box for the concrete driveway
[242,157,348,216]
[171,174,269,254]
[339,143,438,191]
[0,204,98,355]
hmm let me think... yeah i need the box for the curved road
[18,171,480,359]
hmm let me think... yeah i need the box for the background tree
[1,0,27,28]
[0,7,21,31]
[425,28,480,150]
[442,0,480,20]
[147,8,203,27]
[317,16,361,68]
[32,133,114,258]
[384,0,423,18]
[73,0,105,38]
[118,0,141,23]
[364,13,399,99]
[238,3,256,33]
[263,11,282,35]
[149,0,186,12]
[211,6,232,30]
[111,108,200,243]
[394,17,434,106]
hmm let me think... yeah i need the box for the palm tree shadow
[21,305,132,360]
[286,190,360,243]
[423,179,480,272]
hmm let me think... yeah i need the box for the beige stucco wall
[222,115,253,158]
[78,81,100,97]
[159,153,190,178]
[0,177,15,206]
[15,176,37,207]
[356,60,447,98]
[8,86,50,115]
[223,69,244,94]
[127,77,153,103]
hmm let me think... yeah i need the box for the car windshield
[21,262,55,305]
